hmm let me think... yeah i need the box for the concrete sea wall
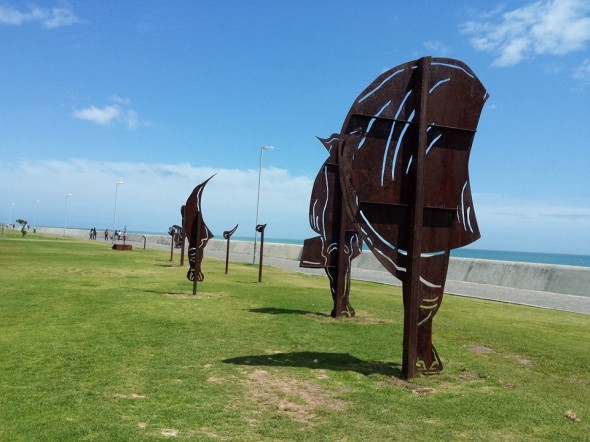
[203,239,590,297]
[36,227,590,298]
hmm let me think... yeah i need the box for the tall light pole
[33,200,40,231]
[63,193,72,236]
[253,145,274,264]
[8,202,15,226]
[112,181,124,243]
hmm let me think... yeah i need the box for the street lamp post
[253,145,274,264]
[112,181,124,243]
[8,202,15,226]
[33,200,40,231]
[63,193,72,236]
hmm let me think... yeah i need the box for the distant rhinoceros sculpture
[183,175,215,291]
[300,134,362,318]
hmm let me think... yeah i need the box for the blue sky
[1,0,589,254]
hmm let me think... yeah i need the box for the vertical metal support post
[180,234,185,267]
[223,225,238,275]
[253,146,274,264]
[192,216,201,296]
[225,236,231,274]
[334,191,347,317]
[180,206,186,267]
[253,148,264,264]
[402,56,430,380]
[257,225,265,282]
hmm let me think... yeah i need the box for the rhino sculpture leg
[187,246,205,282]
[415,286,444,372]
[326,264,355,318]
[412,253,449,372]
[187,247,196,281]
[300,234,360,318]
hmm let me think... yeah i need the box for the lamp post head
[261,146,274,151]
[117,181,125,185]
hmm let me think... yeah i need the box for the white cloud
[0,160,314,240]
[109,95,131,105]
[476,193,590,220]
[423,40,451,55]
[472,193,590,253]
[0,4,80,29]
[73,97,141,129]
[461,0,590,67]
[124,109,138,129]
[73,104,121,125]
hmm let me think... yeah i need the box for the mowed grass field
[1,231,589,441]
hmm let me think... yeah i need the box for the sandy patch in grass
[199,427,219,438]
[264,348,289,355]
[207,376,225,383]
[315,369,329,380]
[565,410,581,422]
[381,369,497,396]
[163,292,226,299]
[111,393,146,399]
[412,387,436,395]
[161,428,179,437]
[240,369,346,424]
[499,380,517,389]
[465,344,533,366]
[382,377,440,395]
[503,354,533,365]
[302,312,332,321]
[344,311,394,324]
[465,344,494,354]
[457,370,487,382]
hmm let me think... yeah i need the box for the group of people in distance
[89,227,127,243]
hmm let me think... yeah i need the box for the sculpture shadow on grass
[223,351,401,377]
[245,307,330,317]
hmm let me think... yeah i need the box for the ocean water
[450,248,590,268]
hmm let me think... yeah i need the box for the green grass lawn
[1,231,588,441]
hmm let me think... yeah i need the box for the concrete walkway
[202,248,590,316]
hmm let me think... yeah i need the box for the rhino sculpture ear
[223,223,239,239]
[316,133,340,152]
[202,173,217,185]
